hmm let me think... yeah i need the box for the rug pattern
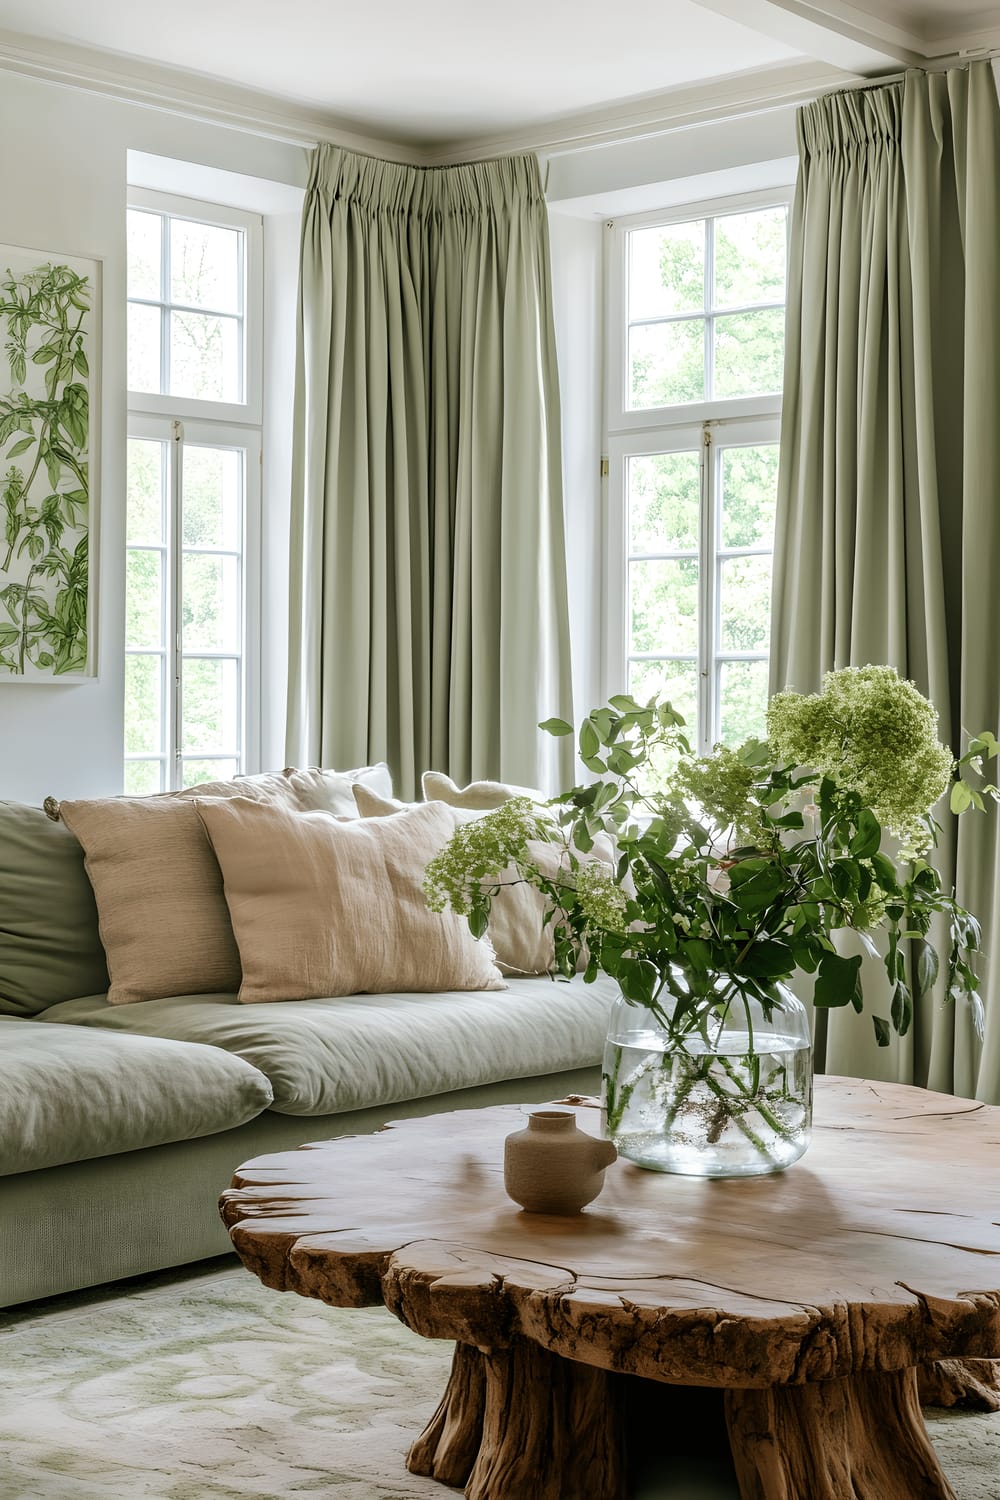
[1,1262,998,1500]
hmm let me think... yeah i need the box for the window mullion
[160,212,170,400]
[237,228,247,403]
[697,425,714,756]
[704,217,715,407]
[169,420,184,791]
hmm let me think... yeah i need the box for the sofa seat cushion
[39,974,619,1117]
[0,1017,274,1176]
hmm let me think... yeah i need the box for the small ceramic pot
[503,1109,617,1215]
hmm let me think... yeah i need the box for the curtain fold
[771,62,1000,1100]
[286,146,574,800]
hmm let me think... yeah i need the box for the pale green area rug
[1,1259,998,1499]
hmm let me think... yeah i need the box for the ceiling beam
[691,0,930,71]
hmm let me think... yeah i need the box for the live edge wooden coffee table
[220,1076,1000,1500]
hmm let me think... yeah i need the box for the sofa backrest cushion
[193,795,505,1003]
[58,778,297,1006]
[0,800,109,1016]
[354,784,613,978]
[282,762,394,816]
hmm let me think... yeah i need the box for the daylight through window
[124,191,261,793]
[606,196,789,755]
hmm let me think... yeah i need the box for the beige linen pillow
[193,797,505,1004]
[421,770,543,811]
[44,769,294,824]
[354,785,611,977]
[352,785,411,816]
[283,762,394,817]
[58,777,296,1006]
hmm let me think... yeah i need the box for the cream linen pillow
[58,777,297,1006]
[44,769,294,824]
[193,797,505,1004]
[421,770,543,811]
[354,785,612,977]
[283,762,394,817]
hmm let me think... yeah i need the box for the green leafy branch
[432,670,998,1053]
[0,262,90,675]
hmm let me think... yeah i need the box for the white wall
[260,208,302,772]
[542,101,799,216]
[0,70,309,804]
[547,210,604,727]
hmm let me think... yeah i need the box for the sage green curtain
[286,146,574,800]
[771,62,1000,1100]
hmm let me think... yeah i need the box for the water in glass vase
[603,1025,812,1178]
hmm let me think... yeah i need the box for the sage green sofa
[0,799,613,1309]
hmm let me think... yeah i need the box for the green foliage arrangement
[424,666,997,1050]
[0,261,91,675]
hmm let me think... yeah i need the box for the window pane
[124,654,162,755]
[720,445,779,550]
[630,558,698,655]
[628,451,701,554]
[126,438,165,545]
[182,554,240,652]
[629,658,698,726]
[719,659,770,745]
[714,208,787,310]
[183,446,242,549]
[127,302,161,394]
[127,209,161,300]
[124,759,163,795]
[629,319,704,409]
[170,219,242,314]
[632,663,695,792]
[628,221,704,319]
[125,550,163,649]
[181,757,240,788]
[629,658,699,784]
[719,555,772,651]
[182,657,239,753]
[713,307,784,399]
[169,311,241,401]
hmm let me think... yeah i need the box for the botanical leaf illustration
[0,258,90,675]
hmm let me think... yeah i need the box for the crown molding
[420,60,860,167]
[0,26,868,173]
[0,26,428,165]
[0,13,992,182]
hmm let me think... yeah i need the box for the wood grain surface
[221,1076,1000,1498]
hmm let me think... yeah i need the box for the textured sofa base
[0,1066,599,1309]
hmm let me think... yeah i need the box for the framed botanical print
[0,244,100,679]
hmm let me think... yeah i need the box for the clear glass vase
[601,974,813,1177]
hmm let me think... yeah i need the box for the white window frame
[603,186,793,756]
[127,187,263,427]
[126,187,263,790]
[125,414,262,790]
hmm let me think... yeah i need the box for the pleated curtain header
[305,144,546,220]
[796,80,904,161]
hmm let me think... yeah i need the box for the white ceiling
[0,0,803,145]
[0,0,995,149]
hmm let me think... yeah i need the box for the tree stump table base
[406,1338,626,1500]
[406,1341,961,1500]
[725,1368,955,1500]
[220,1079,1000,1500]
